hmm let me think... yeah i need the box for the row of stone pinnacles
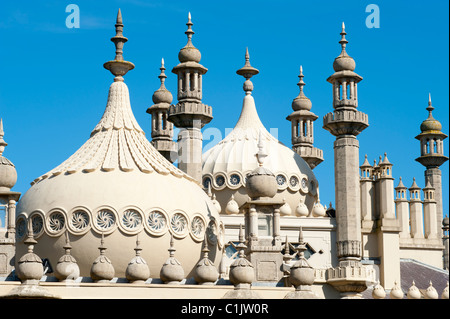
[372,280,449,299]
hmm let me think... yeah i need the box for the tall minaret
[323,23,369,298]
[168,13,212,183]
[286,66,323,169]
[0,118,21,277]
[147,59,177,163]
[415,94,448,239]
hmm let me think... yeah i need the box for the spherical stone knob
[17,252,44,284]
[193,258,219,285]
[333,55,356,72]
[90,255,115,283]
[0,157,17,191]
[289,262,315,288]
[229,258,254,286]
[55,255,80,282]
[372,283,386,299]
[296,201,309,217]
[126,256,150,283]
[178,46,201,63]
[246,167,277,199]
[160,258,185,284]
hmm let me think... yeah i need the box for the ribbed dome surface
[202,93,319,215]
[16,79,223,278]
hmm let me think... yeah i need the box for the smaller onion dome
[289,228,315,288]
[312,200,326,217]
[442,282,449,299]
[280,199,292,216]
[125,235,150,283]
[0,119,17,191]
[228,225,254,286]
[372,282,386,299]
[420,94,443,132]
[406,281,421,299]
[291,66,312,111]
[295,201,309,217]
[90,234,115,283]
[193,237,219,285]
[389,281,404,299]
[160,236,184,284]
[225,195,239,215]
[17,227,44,285]
[55,231,80,282]
[151,58,173,105]
[211,194,222,214]
[333,22,356,72]
[178,12,201,63]
[424,281,439,299]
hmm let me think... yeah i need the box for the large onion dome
[15,10,223,279]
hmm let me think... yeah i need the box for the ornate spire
[236,48,259,95]
[55,231,80,282]
[339,22,348,55]
[0,118,6,156]
[103,9,135,80]
[152,58,173,105]
[291,65,312,111]
[185,12,194,46]
[256,130,268,166]
[90,233,115,282]
[160,235,184,284]
[177,12,201,63]
[126,234,150,283]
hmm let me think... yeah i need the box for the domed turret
[0,119,17,191]
[332,23,356,72]
[178,13,201,63]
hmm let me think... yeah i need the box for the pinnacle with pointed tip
[104,9,135,79]
[339,21,348,53]
[0,118,7,156]
[185,12,194,45]
[297,65,306,94]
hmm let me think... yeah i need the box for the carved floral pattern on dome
[16,215,27,241]
[47,211,66,235]
[120,209,143,233]
[31,212,44,238]
[70,210,90,234]
[276,174,286,186]
[146,210,167,236]
[94,209,116,233]
[190,215,206,241]
[170,212,188,238]
[229,174,240,186]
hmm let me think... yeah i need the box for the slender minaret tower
[0,118,21,277]
[168,13,212,183]
[147,59,177,163]
[286,66,323,169]
[324,23,369,298]
[415,94,448,239]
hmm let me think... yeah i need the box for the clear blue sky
[0,0,448,218]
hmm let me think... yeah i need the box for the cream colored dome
[15,78,223,279]
[202,91,320,216]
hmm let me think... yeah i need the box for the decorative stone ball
[17,251,44,283]
[193,258,219,285]
[312,201,326,217]
[0,156,17,191]
[441,282,449,299]
[389,282,404,299]
[279,202,292,216]
[178,46,201,63]
[152,88,173,105]
[125,256,150,283]
[420,117,442,133]
[90,255,115,282]
[296,201,309,217]
[225,197,239,215]
[292,95,312,112]
[406,282,421,299]
[160,258,185,284]
[55,255,80,282]
[289,260,315,288]
[424,282,439,299]
[211,195,222,214]
[372,283,386,299]
[333,55,356,72]
[229,258,254,286]
[246,167,277,199]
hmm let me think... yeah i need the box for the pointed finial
[426,92,435,116]
[104,9,135,79]
[256,130,268,166]
[158,58,167,86]
[297,65,306,94]
[237,47,259,94]
[185,12,194,45]
[0,118,7,156]
[339,21,348,54]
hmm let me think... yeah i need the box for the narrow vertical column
[409,178,424,239]
[395,178,410,239]
[423,181,438,239]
